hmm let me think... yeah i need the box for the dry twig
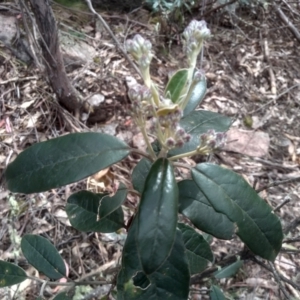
[84,0,142,79]
[263,38,276,95]
[256,176,300,193]
[274,3,300,43]
[268,261,290,299]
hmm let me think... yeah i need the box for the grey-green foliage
[217,0,269,13]
[145,0,196,13]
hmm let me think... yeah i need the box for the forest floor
[0,1,300,299]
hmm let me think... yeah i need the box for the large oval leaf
[117,219,190,300]
[192,163,283,261]
[183,78,207,117]
[178,223,213,275]
[0,261,27,287]
[53,291,74,300]
[214,260,243,279]
[21,234,66,280]
[66,185,127,233]
[137,158,178,275]
[5,133,130,194]
[165,69,188,103]
[210,285,226,300]
[178,180,234,239]
[169,110,231,156]
[132,158,152,194]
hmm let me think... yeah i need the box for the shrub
[2,20,282,299]
[145,0,195,13]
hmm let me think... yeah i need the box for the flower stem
[169,149,199,161]
[169,145,209,161]
[140,123,156,159]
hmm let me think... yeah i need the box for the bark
[28,0,81,112]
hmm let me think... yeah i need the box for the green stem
[130,148,153,161]
[158,147,168,158]
[26,275,108,286]
[140,122,156,159]
[151,83,160,106]
[169,149,199,161]
[180,74,197,110]
[169,145,209,161]
[150,105,165,147]
[141,66,160,106]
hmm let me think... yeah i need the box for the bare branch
[84,0,142,79]
[274,4,300,43]
[256,176,300,193]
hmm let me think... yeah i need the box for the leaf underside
[183,78,207,117]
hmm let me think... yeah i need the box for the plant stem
[180,72,196,110]
[26,275,108,286]
[140,123,156,159]
[158,147,168,158]
[151,83,160,106]
[130,148,153,160]
[169,149,199,161]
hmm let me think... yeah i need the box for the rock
[225,128,270,157]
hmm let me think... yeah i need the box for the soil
[0,1,300,299]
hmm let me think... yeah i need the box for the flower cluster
[193,69,205,82]
[183,20,211,43]
[198,129,227,153]
[183,20,211,67]
[125,34,156,98]
[151,106,191,150]
[128,84,153,117]
[125,21,215,156]
[125,35,153,69]
[166,127,191,149]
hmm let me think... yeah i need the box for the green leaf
[0,261,27,287]
[137,158,178,274]
[165,69,188,103]
[66,184,127,233]
[21,235,66,280]
[132,158,152,194]
[53,291,74,300]
[178,223,213,275]
[214,260,243,279]
[183,78,207,116]
[210,285,226,300]
[169,110,231,156]
[178,180,234,240]
[5,133,130,194]
[192,163,283,261]
[117,219,190,300]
